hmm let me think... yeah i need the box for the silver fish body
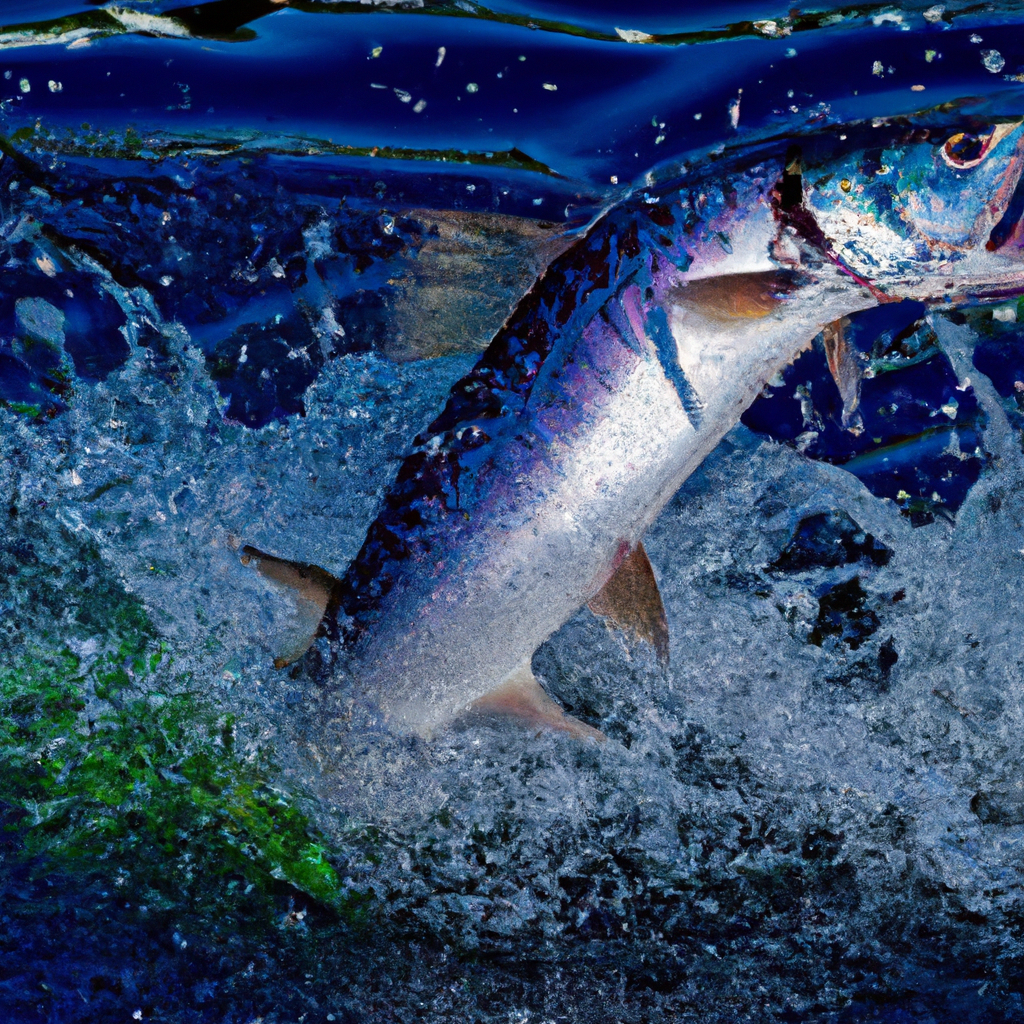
[283,118,1024,737]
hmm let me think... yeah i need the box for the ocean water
[3,2,1024,1021]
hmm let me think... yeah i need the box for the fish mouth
[947,277,1024,304]
[890,268,1024,307]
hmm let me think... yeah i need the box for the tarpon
[245,116,1024,739]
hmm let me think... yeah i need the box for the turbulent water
[4,2,1024,1022]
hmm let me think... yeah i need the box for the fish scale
[248,117,1024,739]
[330,190,719,631]
[333,203,653,634]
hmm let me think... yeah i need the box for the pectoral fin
[240,545,339,668]
[675,271,795,322]
[588,541,670,665]
[470,663,605,742]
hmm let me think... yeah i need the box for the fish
[245,115,1024,740]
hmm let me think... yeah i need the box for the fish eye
[943,131,989,167]
[941,124,1018,169]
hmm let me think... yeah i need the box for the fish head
[886,121,1024,248]
[793,117,1024,301]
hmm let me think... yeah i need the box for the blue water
[5,0,1024,505]
[5,2,1024,195]
[5,3,1024,1021]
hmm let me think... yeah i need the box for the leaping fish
[244,116,1024,740]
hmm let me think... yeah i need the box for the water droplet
[981,49,1005,74]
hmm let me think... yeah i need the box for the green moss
[0,562,367,929]
[3,400,43,418]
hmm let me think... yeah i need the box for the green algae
[2,400,44,417]
[0,541,366,930]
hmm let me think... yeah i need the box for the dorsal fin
[588,541,670,665]
[240,545,339,669]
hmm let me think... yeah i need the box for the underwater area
[5,0,1024,1021]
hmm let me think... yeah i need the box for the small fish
[249,116,1024,740]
